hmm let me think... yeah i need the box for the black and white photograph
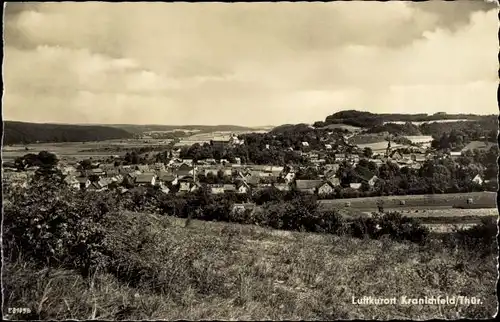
[2,1,499,320]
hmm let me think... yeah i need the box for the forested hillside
[3,121,134,145]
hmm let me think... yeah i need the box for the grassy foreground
[3,212,497,320]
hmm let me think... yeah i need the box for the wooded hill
[3,121,134,145]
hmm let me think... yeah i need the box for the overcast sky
[3,1,498,126]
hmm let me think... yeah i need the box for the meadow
[1,139,172,162]
[3,212,497,320]
[318,192,497,211]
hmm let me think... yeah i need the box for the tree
[80,159,93,170]
[363,147,373,158]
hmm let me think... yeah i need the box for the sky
[3,1,499,126]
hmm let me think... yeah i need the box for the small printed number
[8,307,32,314]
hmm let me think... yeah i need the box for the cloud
[3,2,498,126]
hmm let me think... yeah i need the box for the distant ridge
[106,124,260,134]
[2,121,134,145]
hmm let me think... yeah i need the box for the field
[2,139,176,162]
[318,192,497,212]
[174,129,269,147]
[318,124,362,133]
[383,119,471,125]
[3,211,497,320]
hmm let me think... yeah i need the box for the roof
[274,184,290,191]
[106,170,119,177]
[76,177,89,184]
[245,175,260,185]
[158,172,176,181]
[328,177,341,186]
[350,183,362,189]
[296,180,323,190]
[135,173,156,183]
[223,184,237,191]
[178,164,193,171]
[233,203,255,210]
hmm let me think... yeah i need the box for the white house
[472,174,484,185]
[368,176,379,187]
[284,172,296,183]
[349,183,362,190]
[236,181,250,194]
[317,181,335,196]
[135,173,157,186]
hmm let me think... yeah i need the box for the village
[3,133,492,204]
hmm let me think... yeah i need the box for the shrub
[3,181,115,276]
[374,212,430,244]
[443,217,498,257]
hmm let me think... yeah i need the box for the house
[325,163,340,173]
[61,165,78,175]
[88,178,111,192]
[223,184,237,193]
[350,183,362,190]
[99,163,115,171]
[284,171,296,183]
[209,184,225,194]
[135,173,157,186]
[231,203,256,214]
[223,168,233,177]
[118,166,134,175]
[91,168,106,177]
[302,142,310,147]
[206,158,217,165]
[368,175,379,187]
[128,171,142,180]
[76,177,91,190]
[390,151,403,160]
[335,154,347,162]
[325,144,332,150]
[245,174,261,186]
[159,185,171,194]
[105,169,119,177]
[414,155,427,163]
[110,174,124,184]
[158,172,177,185]
[274,183,291,192]
[220,158,229,165]
[236,181,250,194]
[152,162,166,171]
[178,181,191,193]
[180,159,192,166]
[64,176,81,190]
[472,174,484,185]
[317,181,336,196]
[450,151,462,158]
[190,182,201,192]
[328,177,341,187]
[309,153,319,161]
[295,180,323,194]
[136,164,150,172]
[234,157,241,164]
[177,164,194,178]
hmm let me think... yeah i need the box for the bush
[443,217,498,257]
[3,181,116,276]
[374,212,429,244]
